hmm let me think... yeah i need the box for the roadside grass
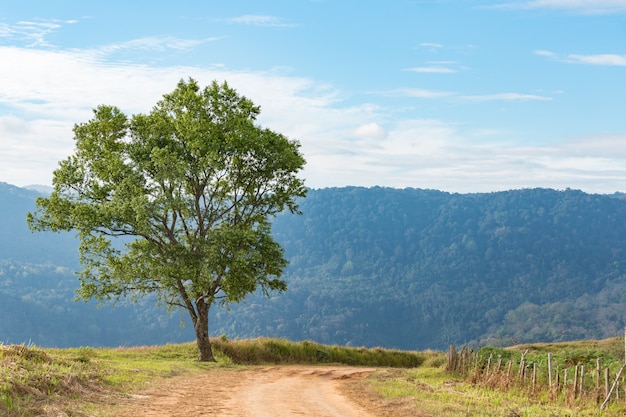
[3,337,625,416]
[507,337,625,371]
[211,336,428,367]
[367,366,623,416]
[0,337,425,416]
[0,341,211,417]
[364,338,626,417]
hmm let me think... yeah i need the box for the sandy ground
[115,366,393,417]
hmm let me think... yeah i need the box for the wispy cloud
[535,49,558,59]
[419,42,443,48]
[227,15,296,27]
[404,66,458,74]
[496,0,626,14]
[386,89,551,102]
[460,93,553,102]
[389,88,455,98]
[536,50,626,66]
[0,18,76,47]
[568,54,626,66]
[0,28,622,193]
[93,36,221,57]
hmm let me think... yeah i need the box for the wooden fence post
[596,358,602,403]
[601,363,626,410]
[519,349,528,380]
[447,345,457,372]
[548,352,553,387]
[580,365,585,399]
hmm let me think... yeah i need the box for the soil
[114,365,418,417]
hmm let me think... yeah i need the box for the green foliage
[210,337,426,367]
[509,337,625,370]
[26,79,306,360]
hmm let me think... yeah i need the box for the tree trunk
[194,299,216,362]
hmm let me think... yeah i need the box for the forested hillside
[221,187,626,349]
[0,183,191,347]
[2,182,626,349]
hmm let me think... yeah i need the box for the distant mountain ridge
[2,182,626,349]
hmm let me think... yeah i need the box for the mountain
[220,187,626,349]
[2,182,626,350]
[0,182,191,347]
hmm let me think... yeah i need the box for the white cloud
[568,54,626,66]
[0,37,625,194]
[0,115,76,185]
[0,43,379,188]
[497,0,626,14]
[227,15,296,27]
[534,49,558,58]
[0,18,76,46]
[419,42,443,48]
[352,123,387,140]
[94,36,222,56]
[388,88,454,98]
[536,50,626,66]
[404,66,457,74]
[460,93,553,102]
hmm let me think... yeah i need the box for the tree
[27,78,307,361]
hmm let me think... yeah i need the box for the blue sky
[1,1,625,193]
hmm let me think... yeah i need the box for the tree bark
[194,299,216,362]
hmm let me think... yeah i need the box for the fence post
[596,358,602,403]
[548,352,553,387]
[580,365,585,399]
[447,345,457,372]
[518,349,528,380]
[601,363,626,410]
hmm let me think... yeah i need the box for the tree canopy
[27,78,307,361]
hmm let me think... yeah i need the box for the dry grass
[4,337,626,416]
[0,344,109,416]
[210,336,428,367]
[0,338,427,416]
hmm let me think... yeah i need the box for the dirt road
[118,366,380,417]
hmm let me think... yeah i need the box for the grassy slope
[2,338,625,417]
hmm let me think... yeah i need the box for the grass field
[2,337,626,416]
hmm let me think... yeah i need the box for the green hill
[2,182,626,349]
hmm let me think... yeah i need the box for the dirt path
[117,366,379,417]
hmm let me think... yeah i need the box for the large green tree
[27,78,307,361]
